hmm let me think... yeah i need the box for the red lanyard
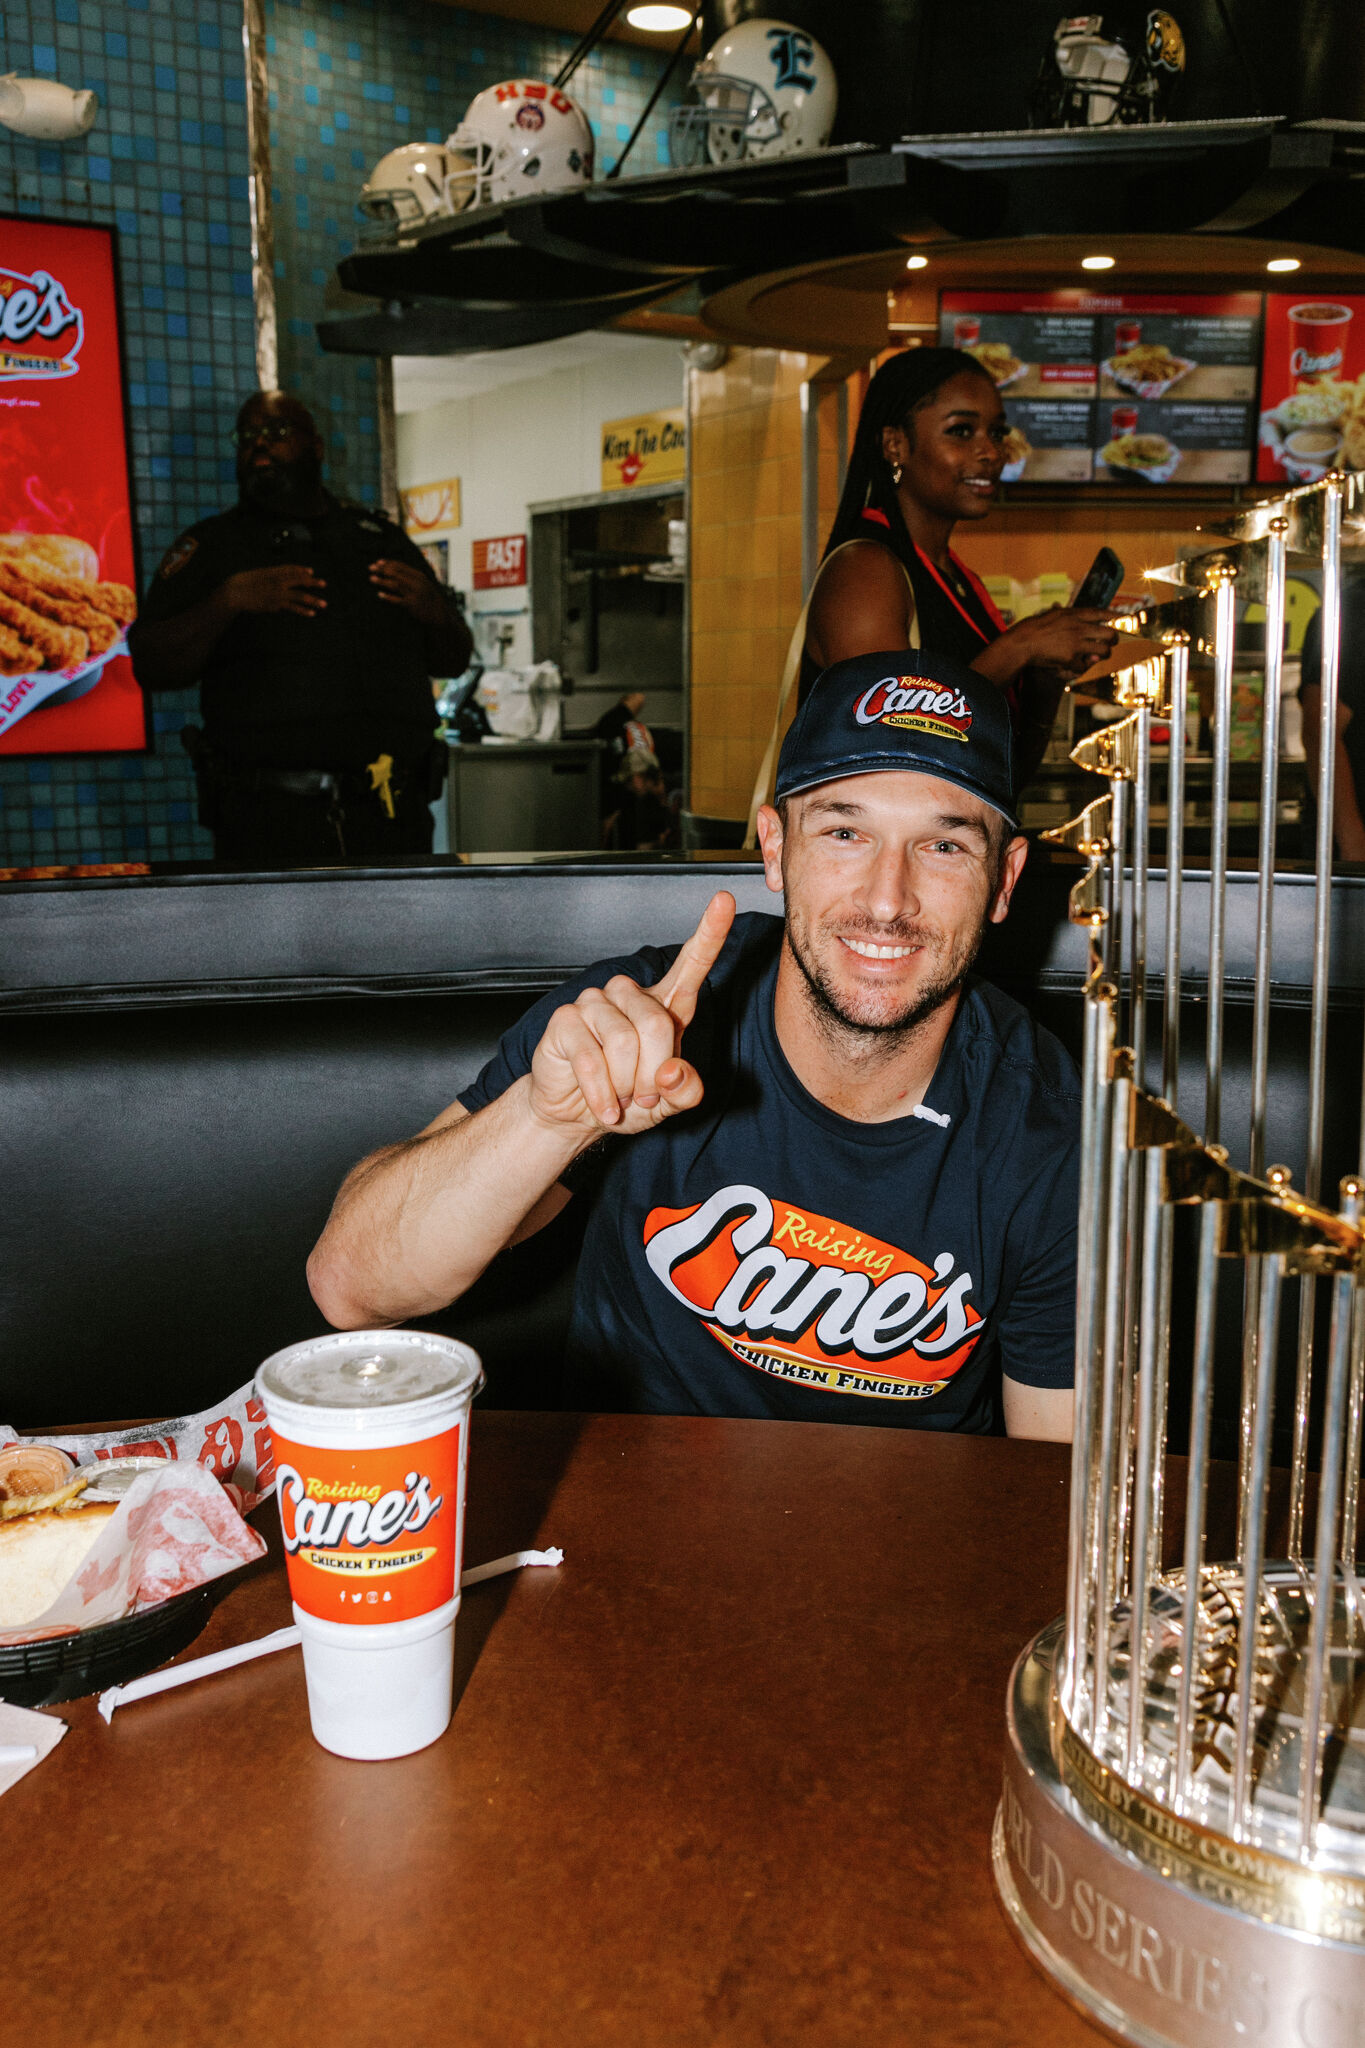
[857,510,1004,644]
[911,542,1006,644]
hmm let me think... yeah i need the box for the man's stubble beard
[783,905,985,1050]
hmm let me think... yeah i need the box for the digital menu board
[938,290,1262,486]
[1257,294,1365,485]
[0,215,144,756]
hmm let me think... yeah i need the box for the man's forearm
[307,1076,590,1329]
[128,588,237,689]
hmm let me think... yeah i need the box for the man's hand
[370,557,449,627]
[529,892,736,1138]
[223,564,327,618]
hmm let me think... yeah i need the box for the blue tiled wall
[0,0,681,865]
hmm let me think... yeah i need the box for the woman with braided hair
[802,348,1118,787]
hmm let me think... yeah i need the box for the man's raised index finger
[654,891,736,1014]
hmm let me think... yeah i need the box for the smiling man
[308,650,1081,1439]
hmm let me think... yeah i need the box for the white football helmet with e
[357,142,461,239]
[446,79,594,210]
[669,18,837,168]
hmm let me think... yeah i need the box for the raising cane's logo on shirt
[643,1184,985,1402]
[854,674,973,745]
[0,265,84,382]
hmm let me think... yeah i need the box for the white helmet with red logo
[670,18,837,167]
[357,142,462,239]
[446,79,595,211]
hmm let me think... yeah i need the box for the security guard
[129,389,473,864]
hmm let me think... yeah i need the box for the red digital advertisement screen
[1257,293,1365,485]
[0,215,145,757]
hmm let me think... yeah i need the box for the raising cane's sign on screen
[0,215,144,756]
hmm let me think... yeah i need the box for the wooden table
[6,1413,1106,2048]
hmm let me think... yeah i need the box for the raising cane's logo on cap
[853,673,973,745]
[0,264,84,382]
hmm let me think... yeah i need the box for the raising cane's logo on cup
[854,673,973,744]
[273,1432,461,1624]
[953,316,981,348]
[1288,303,1353,387]
[0,264,84,382]
[256,1330,483,1759]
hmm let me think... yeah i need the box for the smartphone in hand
[1072,546,1124,611]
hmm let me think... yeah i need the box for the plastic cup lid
[257,1331,482,1413]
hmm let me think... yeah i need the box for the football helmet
[446,79,594,210]
[669,18,837,168]
[1030,10,1186,128]
[357,142,463,240]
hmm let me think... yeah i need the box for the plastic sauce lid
[256,1330,483,1420]
[82,1455,172,1502]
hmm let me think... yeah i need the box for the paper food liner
[2,1379,278,1515]
[0,1461,265,1647]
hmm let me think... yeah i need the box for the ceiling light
[1267,256,1301,273]
[904,254,928,270]
[626,4,693,28]
[1081,255,1115,272]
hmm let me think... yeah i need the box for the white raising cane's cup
[255,1330,483,1761]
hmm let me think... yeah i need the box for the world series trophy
[993,473,1365,2044]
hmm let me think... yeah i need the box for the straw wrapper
[96,1546,564,1720]
[0,1463,265,1646]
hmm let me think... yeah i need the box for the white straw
[0,1744,38,1764]
[96,1545,564,1721]
[460,1545,563,1585]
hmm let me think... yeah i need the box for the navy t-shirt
[459,913,1081,1431]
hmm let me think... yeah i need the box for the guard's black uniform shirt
[130,495,444,770]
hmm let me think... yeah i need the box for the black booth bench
[2,853,1362,1438]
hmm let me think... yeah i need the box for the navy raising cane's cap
[775,649,1019,831]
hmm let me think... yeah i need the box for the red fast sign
[472,534,527,590]
[0,215,144,756]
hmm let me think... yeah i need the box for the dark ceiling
[422,0,700,53]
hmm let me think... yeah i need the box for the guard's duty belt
[220,762,361,801]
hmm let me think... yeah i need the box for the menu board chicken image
[1093,294,1260,484]
[939,291,1096,481]
[0,216,143,756]
[1258,295,1365,485]
[937,289,1261,486]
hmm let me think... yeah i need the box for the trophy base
[994,1621,1365,2046]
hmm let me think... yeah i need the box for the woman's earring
[891,463,903,486]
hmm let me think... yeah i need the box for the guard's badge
[156,535,199,579]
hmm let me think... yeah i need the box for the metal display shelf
[320,118,1365,357]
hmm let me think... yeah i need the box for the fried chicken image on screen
[0,589,87,670]
[0,622,40,676]
[0,561,121,655]
[0,534,136,681]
